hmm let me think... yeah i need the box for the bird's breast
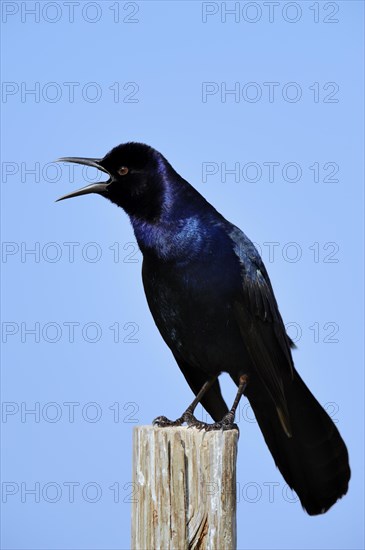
[141,250,245,373]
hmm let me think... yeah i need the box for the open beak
[55,157,111,202]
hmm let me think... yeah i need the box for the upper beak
[55,157,111,202]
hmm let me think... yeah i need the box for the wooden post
[131,425,238,550]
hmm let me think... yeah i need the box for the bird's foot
[203,412,239,432]
[152,415,185,427]
[184,411,210,430]
[152,410,204,429]
[153,411,238,431]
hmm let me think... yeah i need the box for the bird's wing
[228,225,295,436]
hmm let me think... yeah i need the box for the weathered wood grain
[131,425,238,550]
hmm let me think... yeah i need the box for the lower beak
[55,157,111,202]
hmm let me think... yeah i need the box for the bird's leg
[204,374,249,432]
[153,375,219,428]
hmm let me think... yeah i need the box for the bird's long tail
[245,370,350,515]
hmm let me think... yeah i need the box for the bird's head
[56,142,172,221]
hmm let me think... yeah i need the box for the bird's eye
[118,166,129,176]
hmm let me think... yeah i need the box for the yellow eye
[118,166,129,176]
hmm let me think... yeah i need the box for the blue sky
[1,1,364,549]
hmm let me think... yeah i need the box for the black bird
[56,142,350,515]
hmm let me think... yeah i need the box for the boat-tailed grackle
[56,142,350,515]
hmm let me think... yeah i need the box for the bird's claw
[152,415,184,427]
[204,419,239,432]
[152,411,200,428]
[201,412,239,432]
[211,411,239,432]
[186,418,209,430]
[187,417,238,431]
